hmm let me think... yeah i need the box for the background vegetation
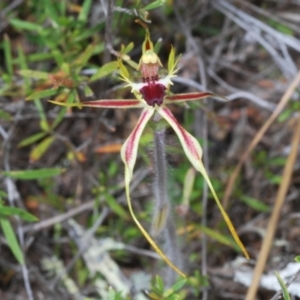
[1,0,300,299]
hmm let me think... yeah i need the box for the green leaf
[78,0,92,22]
[0,206,38,222]
[162,288,174,298]
[26,88,59,100]
[108,289,115,300]
[18,132,48,147]
[40,119,50,132]
[28,52,55,62]
[83,85,94,97]
[275,271,291,300]
[44,0,60,23]
[51,91,76,129]
[240,196,270,213]
[182,168,195,206]
[196,225,240,251]
[0,109,12,121]
[107,288,124,300]
[90,61,118,82]
[34,99,50,132]
[155,275,164,292]
[73,43,96,71]
[267,174,282,184]
[143,0,165,11]
[154,38,162,54]
[168,46,175,74]
[123,42,134,54]
[268,19,294,36]
[0,218,24,264]
[278,109,291,123]
[2,168,65,180]
[0,190,8,198]
[17,44,30,90]
[61,62,70,75]
[93,42,105,55]
[30,136,55,162]
[52,49,64,67]
[4,35,13,78]
[295,256,300,262]
[172,278,187,292]
[19,70,49,80]
[118,60,130,79]
[10,19,43,32]
[146,292,161,300]
[73,23,105,43]
[269,156,287,167]
[105,193,130,220]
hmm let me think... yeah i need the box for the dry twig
[245,82,300,299]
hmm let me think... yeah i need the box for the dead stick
[245,109,300,300]
[222,70,300,208]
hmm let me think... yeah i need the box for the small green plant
[275,271,291,300]
[0,191,38,265]
[146,275,187,300]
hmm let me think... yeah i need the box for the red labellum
[140,83,166,106]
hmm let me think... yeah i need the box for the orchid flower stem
[151,128,170,236]
[163,219,182,285]
[152,124,183,281]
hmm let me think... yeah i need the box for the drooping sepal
[158,106,249,259]
[120,107,186,277]
[49,99,144,109]
[121,107,154,179]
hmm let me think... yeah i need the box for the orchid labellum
[50,21,249,277]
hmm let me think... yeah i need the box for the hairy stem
[151,123,184,282]
[163,219,183,286]
[151,128,170,236]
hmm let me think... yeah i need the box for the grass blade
[0,217,24,265]
[2,168,65,180]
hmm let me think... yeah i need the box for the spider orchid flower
[50,23,249,277]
